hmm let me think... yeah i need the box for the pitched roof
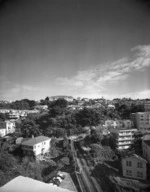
[143,140,150,147]
[122,153,147,163]
[21,136,50,146]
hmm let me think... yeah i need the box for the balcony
[118,141,132,145]
[118,137,133,141]
[119,132,133,136]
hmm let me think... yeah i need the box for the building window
[137,162,143,168]
[137,171,143,178]
[126,170,132,176]
[126,161,132,167]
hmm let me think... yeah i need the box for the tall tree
[21,119,41,138]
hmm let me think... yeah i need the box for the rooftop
[0,176,73,192]
[122,153,147,163]
[21,136,50,146]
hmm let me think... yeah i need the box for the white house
[0,121,15,137]
[122,154,147,180]
[0,122,6,137]
[21,136,51,160]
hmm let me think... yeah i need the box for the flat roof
[0,176,73,192]
[21,136,50,146]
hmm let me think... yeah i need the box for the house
[122,154,147,180]
[142,135,150,163]
[5,120,16,135]
[21,136,51,160]
[0,122,6,137]
[6,110,20,120]
[0,121,15,137]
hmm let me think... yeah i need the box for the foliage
[91,129,103,144]
[48,99,68,118]
[75,108,101,127]
[21,119,41,138]
[90,144,117,162]
[0,113,7,121]
[0,99,36,110]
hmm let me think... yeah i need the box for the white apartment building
[117,128,137,150]
[21,136,51,160]
[130,112,150,133]
[122,154,147,180]
[110,127,137,150]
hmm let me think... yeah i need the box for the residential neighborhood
[0,96,150,192]
[1,0,150,191]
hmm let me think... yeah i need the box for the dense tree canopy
[21,119,41,138]
[75,108,101,127]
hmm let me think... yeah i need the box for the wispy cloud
[56,45,150,98]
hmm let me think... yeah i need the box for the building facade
[21,136,51,160]
[142,135,150,163]
[122,154,147,180]
[105,119,133,129]
[110,128,137,150]
[0,121,15,137]
[130,112,150,133]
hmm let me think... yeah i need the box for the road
[73,142,103,192]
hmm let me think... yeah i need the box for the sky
[0,0,150,101]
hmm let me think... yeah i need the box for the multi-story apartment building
[21,136,51,160]
[130,112,150,133]
[110,128,137,150]
[122,154,147,180]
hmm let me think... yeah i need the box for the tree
[21,119,41,138]
[0,113,7,121]
[75,108,101,127]
[59,156,70,166]
[91,129,103,144]
[48,99,68,117]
